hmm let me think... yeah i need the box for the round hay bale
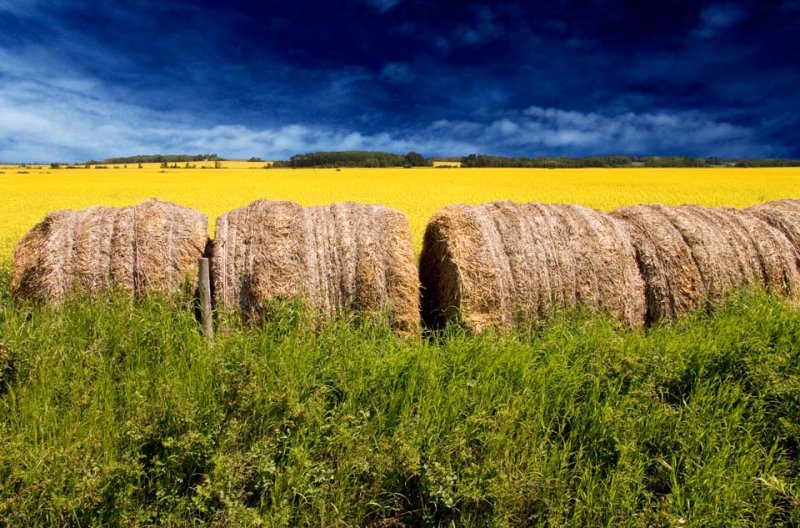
[612,204,798,321]
[11,209,82,302]
[211,200,420,335]
[11,199,208,303]
[746,199,800,268]
[419,201,647,332]
[133,199,209,294]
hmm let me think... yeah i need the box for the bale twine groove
[419,201,647,332]
[611,204,798,321]
[211,200,420,335]
[11,199,208,303]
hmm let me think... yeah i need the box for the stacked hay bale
[418,201,647,332]
[211,200,420,335]
[746,199,800,267]
[11,199,208,303]
[611,204,798,322]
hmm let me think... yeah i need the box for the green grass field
[2,269,799,526]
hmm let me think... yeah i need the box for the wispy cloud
[359,0,400,13]
[0,59,770,162]
[0,2,792,161]
[430,106,769,157]
[694,3,747,37]
[0,49,474,161]
[451,6,502,46]
[380,62,414,83]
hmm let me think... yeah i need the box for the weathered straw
[612,204,798,321]
[419,201,647,332]
[746,199,800,268]
[211,199,420,334]
[11,199,208,302]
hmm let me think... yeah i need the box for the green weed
[1,270,799,526]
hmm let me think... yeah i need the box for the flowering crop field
[0,163,798,261]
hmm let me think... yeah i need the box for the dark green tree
[403,151,427,166]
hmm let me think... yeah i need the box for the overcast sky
[1,0,798,161]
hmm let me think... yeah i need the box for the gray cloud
[431,106,768,157]
[0,51,473,161]
[0,46,774,161]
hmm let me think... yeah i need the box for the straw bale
[612,204,798,321]
[11,199,207,302]
[211,200,419,334]
[419,201,646,331]
[747,199,800,267]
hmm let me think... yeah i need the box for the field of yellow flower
[1,163,798,262]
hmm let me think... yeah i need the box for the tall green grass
[1,270,799,526]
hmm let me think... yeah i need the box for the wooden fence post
[198,257,214,343]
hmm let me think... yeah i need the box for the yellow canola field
[0,165,798,262]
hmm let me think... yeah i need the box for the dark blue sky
[1,0,799,161]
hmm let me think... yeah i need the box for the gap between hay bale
[419,201,647,332]
[211,199,420,335]
[11,199,208,303]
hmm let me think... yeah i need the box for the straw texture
[419,201,647,331]
[612,204,798,321]
[211,200,420,334]
[11,199,208,302]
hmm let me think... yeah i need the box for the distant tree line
[75,152,800,169]
[460,155,636,168]
[281,151,427,168]
[728,158,800,167]
[459,154,800,168]
[87,154,224,164]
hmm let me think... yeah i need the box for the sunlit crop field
[1,163,798,261]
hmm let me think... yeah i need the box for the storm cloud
[0,0,798,161]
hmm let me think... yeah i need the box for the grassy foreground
[1,272,800,526]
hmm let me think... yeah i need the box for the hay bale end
[419,201,647,332]
[11,199,208,303]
